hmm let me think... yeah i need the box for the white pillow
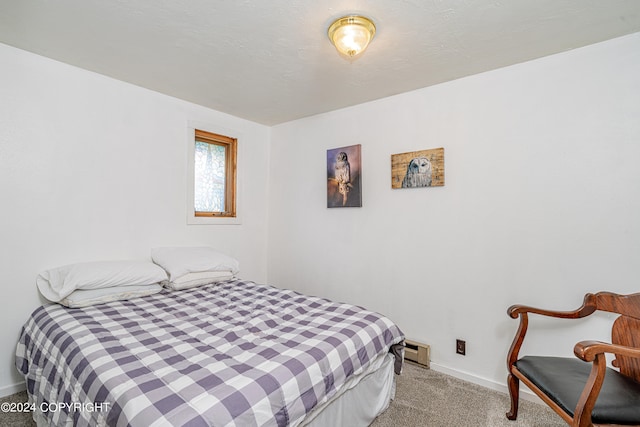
[37,260,168,303]
[151,247,240,281]
[60,284,163,308]
[164,271,234,291]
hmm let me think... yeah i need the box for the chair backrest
[595,292,640,382]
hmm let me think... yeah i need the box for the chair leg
[506,373,519,420]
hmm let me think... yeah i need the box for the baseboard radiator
[404,339,430,368]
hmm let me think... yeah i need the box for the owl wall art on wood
[391,148,444,189]
[327,144,362,208]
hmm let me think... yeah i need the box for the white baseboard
[429,362,544,405]
[0,381,26,398]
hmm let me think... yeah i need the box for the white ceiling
[1,1,640,125]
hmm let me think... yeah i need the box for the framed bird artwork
[391,148,444,189]
[327,144,362,208]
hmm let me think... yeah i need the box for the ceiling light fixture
[328,15,376,58]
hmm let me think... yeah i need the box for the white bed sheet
[300,352,396,427]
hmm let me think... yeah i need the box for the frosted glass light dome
[328,15,376,58]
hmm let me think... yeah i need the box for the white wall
[267,33,640,391]
[0,43,271,395]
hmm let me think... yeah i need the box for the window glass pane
[194,141,226,212]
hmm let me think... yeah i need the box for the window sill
[187,214,241,225]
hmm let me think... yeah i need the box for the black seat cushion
[516,356,640,424]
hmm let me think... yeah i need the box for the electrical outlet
[456,339,466,355]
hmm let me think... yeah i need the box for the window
[193,129,237,217]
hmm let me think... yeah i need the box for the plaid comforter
[16,279,404,427]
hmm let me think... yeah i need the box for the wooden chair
[506,291,640,427]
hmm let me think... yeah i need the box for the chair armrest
[574,340,640,362]
[570,340,640,426]
[507,294,598,369]
[508,293,598,319]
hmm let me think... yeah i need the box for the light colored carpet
[0,363,565,427]
[372,362,565,427]
[0,390,35,427]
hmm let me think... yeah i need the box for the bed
[16,278,405,426]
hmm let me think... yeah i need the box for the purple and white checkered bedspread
[16,279,404,426]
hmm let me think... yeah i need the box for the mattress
[16,279,404,426]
